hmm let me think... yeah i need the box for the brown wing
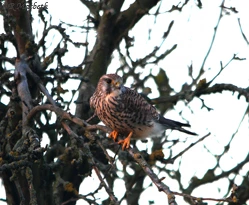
[118,86,197,135]
[113,86,159,125]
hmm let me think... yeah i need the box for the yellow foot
[118,132,133,150]
[108,130,119,141]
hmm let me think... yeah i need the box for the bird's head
[98,74,125,96]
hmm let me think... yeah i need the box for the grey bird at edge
[90,74,197,150]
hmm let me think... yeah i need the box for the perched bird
[90,74,197,150]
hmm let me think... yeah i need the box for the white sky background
[1,0,249,204]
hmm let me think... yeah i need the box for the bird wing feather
[120,87,197,135]
[117,86,159,122]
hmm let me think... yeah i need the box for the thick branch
[5,0,32,55]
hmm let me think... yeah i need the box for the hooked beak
[112,81,121,89]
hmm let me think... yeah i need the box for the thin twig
[172,191,234,203]
[170,133,210,163]
[238,18,249,45]
[84,143,119,205]
[193,0,225,84]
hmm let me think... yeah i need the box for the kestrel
[90,74,196,150]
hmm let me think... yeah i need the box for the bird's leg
[118,131,133,150]
[108,130,119,141]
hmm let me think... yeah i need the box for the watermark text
[5,1,48,10]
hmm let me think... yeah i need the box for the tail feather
[158,115,197,136]
[173,127,197,135]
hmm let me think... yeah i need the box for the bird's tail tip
[177,127,198,136]
[159,116,197,135]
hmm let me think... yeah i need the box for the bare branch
[84,143,119,205]
[238,18,249,45]
[127,147,177,205]
[170,133,210,163]
[193,0,225,84]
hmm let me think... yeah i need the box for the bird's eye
[105,78,112,84]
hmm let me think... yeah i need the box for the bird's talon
[108,130,118,141]
[117,131,133,150]
[118,139,130,150]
